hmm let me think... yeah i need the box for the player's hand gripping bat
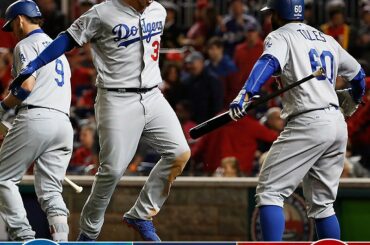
[189,68,326,139]
[0,121,83,193]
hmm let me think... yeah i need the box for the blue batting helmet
[261,0,305,21]
[2,0,42,32]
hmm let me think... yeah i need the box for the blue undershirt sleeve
[350,68,366,103]
[243,54,281,96]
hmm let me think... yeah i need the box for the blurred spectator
[213,157,242,177]
[75,87,96,118]
[204,7,222,41]
[160,63,186,108]
[179,1,208,50]
[326,0,346,9]
[175,101,198,175]
[347,83,370,171]
[66,43,96,111]
[225,23,263,105]
[260,107,285,133]
[0,19,17,49]
[175,101,197,151]
[320,3,355,50]
[221,0,260,56]
[77,0,96,17]
[304,0,317,28]
[192,115,278,176]
[182,51,223,123]
[127,140,160,176]
[341,156,370,178]
[0,1,13,16]
[0,49,11,98]
[161,1,182,48]
[261,9,272,37]
[69,124,97,175]
[179,1,222,51]
[356,4,370,60]
[36,0,66,38]
[205,37,237,81]
[258,107,284,155]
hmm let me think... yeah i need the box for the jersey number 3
[309,49,334,84]
[55,58,64,87]
[151,41,160,61]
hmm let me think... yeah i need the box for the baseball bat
[64,177,83,193]
[0,121,83,194]
[189,68,326,139]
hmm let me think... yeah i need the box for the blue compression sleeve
[29,32,77,70]
[243,54,281,96]
[350,68,366,103]
[259,205,285,241]
[315,215,341,240]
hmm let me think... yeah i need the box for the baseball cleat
[77,232,95,241]
[123,217,161,241]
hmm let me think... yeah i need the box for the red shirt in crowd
[181,120,198,152]
[192,115,278,175]
[0,19,17,49]
[225,39,264,104]
[0,65,12,97]
[70,147,96,174]
[77,88,96,109]
[347,79,370,147]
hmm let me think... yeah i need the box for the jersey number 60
[309,49,334,84]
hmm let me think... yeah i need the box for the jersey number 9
[55,58,64,87]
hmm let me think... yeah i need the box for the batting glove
[9,64,35,90]
[229,90,260,121]
[336,88,360,117]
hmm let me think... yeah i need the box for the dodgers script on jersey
[263,23,361,119]
[13,32,71,115]
[67,0,166,88]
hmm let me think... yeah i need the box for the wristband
[11,86,31,101]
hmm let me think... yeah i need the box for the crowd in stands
[0,0,369,177]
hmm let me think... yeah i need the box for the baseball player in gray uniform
[10,0,191,241]
[0,0,73,241]
[229,0,366,241]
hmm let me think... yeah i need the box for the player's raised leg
[79,91,145,240]
[123,89,190,241]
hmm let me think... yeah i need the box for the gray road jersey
[12,32,71,115]
[67,0,166,89]
[262,23,361,119]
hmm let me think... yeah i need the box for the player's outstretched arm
[229,54,280,121]
[10,32,78,89]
